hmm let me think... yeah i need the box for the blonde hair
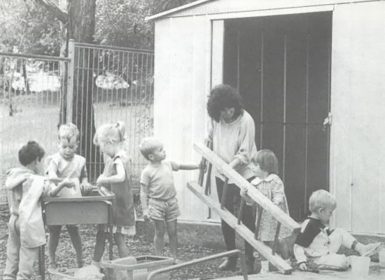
[309,189,336,213]
[139,137,163,160]
[94,121,126,146]
[58,123,79,142]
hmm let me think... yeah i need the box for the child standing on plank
[294,189,381,271]
[3,141,49,280]
[92,122,135,267]
[241,149,291,272]
[139,137,199,261]
[46,123,92,269]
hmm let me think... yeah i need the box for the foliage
[0,0,61,55]
[0,0,196,54]
[95,0,196,49]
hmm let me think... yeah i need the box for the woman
[206,84,258,273]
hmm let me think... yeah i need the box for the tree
[95,0,195,49]
[32,0,102,180]
[0,0,61,55]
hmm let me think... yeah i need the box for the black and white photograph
[1,0,385,279]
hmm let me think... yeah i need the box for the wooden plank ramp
[188,182,293,274]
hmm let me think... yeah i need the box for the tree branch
[32,0,68,23]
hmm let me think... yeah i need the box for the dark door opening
[223,12,332,221]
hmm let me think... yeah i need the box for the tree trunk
[67,0,102,181]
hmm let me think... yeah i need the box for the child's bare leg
[67,225,83,267]
[114,232,129,258]
[93,225,107,263]
[166,220,178,260]
[153,220,166,256]
[48,225,62,268]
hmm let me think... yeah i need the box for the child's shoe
[358,242,381,257]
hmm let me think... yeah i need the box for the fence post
[67,39,75,124]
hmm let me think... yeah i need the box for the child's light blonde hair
[309,189,336,213]
[93,121,126,146]
[139,137,163,160]
[58,123,79,142]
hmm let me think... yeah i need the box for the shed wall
[331,0,385,234]
[154,17,212,221]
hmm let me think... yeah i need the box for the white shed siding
[154,16,212,221]
[331,1,385,234]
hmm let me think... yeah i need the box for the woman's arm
[232,113,256,169]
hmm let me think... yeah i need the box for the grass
[0,95,153,202]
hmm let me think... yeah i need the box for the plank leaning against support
[187,182,293,274]
[193,143,300,233]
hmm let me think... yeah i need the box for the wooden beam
[188,182,293,274]
[193,143,300,233]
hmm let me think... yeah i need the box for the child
[241,149,291,271]
[3,141,48,280]
[92,121,135,267]
[46,123,92,269]
[294,189,381,271]
[139,137,199,260]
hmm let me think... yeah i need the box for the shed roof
[146,0,213,21]
[147,0,382,21]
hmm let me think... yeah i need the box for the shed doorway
[222,12,332,221]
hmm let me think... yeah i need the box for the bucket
[350,256,370,277]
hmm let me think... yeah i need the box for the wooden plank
[193,143,300,232]
[188,182,293,274]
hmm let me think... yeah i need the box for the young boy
[139,137,199,260]
[294,189,381,271]
[3,141,48,280]
[46,123,92,269]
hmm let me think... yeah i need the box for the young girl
[46,123,92,269]
[241,149,291,270]
[92,121,135,267]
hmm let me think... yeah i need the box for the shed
[149,0,385,235]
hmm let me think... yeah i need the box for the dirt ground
[0,205,242,280]
[1,203,384,280]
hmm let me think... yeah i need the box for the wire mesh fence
[71,41,154,191]
[0,43,154,205]
[0,52,68,205]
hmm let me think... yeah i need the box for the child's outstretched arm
[48,179,75,197]
[140,183,150,221]
[178,163,200,170]
[46,159,75,196]
[97,158,125,186]
[79,165,94,194]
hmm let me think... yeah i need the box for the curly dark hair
[207,84,243,122]
[18,141,45,166]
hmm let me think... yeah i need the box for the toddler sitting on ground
[294,189,381,271]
